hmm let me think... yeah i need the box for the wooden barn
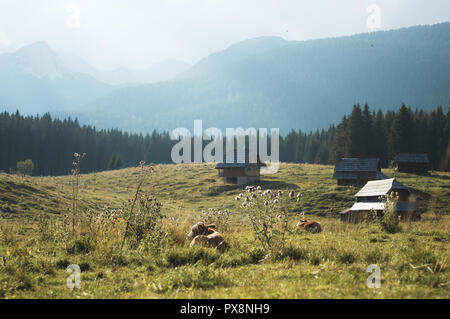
[332,158,387,186]
[215,149,266,185]
[339,178,420,223]
[394,153,429,173]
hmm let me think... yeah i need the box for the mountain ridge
[1,23,450,133]
[80,22,450,133]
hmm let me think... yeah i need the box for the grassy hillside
[0,163,449,298]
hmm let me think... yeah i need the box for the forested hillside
[1,105,448,175]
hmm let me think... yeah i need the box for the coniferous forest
[0,104,448,176]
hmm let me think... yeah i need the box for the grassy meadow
[0,163,449,298]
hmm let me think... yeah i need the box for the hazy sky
[0,0,449,70]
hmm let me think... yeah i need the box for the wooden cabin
[339,178,420,223]
[394,153,429,173]
[215,149,266,185]
[332,158,387,186]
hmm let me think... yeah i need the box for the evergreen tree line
[279,104,449,170]
[0,111,175,175]
[0,104,448,176]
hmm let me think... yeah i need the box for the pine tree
[390,104,414,156]
[361,104,374,157]
[373,110,388,166]
[345,104,365,157]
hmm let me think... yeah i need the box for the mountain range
[1,23,450,134]
[59,53,191,85]
[0,41,112,114]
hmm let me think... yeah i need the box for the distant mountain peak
[15,41,57,59]
[14,41,66,80]
[228,36,288,48]
[184,36,289,77]
[216,35,288,58]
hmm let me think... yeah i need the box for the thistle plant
[379,192,402,233]
[240,186,298,255]
[70,152,86,239]
[121,161,165,250]
[199,208,232,232]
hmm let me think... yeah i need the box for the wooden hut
[394,153,429,173]
[215,149,266,185]
[339,178,420,223]
[332,158,387,186]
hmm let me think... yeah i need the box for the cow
[296,219,322,233]
[187,222,228,252]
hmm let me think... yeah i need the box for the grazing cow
[296,219,322,233]
[187,222,228,252]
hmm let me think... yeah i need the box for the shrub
[16,159,34,176]
[240,187,298,254]
[379,192,402,234]
[121,162,166,251]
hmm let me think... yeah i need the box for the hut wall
[244,165,261,177]
[396,162,428,173]
[222,167,246,177]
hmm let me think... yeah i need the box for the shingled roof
[354,178,408,197]
[334,158,380,172]
[215,148,266,169]
[333,171,388,180]
[395,153,429,163]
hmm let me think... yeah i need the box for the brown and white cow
[296,219,322,233]
[187,222,228,252]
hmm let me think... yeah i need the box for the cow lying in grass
[296,219,322,233]
[187,222,228,252]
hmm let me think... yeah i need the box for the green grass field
[0,163,449,298]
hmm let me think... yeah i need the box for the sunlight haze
[1,0,449,70]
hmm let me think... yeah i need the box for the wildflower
[273,199,279,204]
[264,200,269,206]
[235,196,240,201]
[256,186,261,190]
[242,202,247,207]
[246,186,256,192]
[289,191,295,198]
[244,196,250,202]
[266,189,272,194]
[278,190,282,196]
[297,193,302,199]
